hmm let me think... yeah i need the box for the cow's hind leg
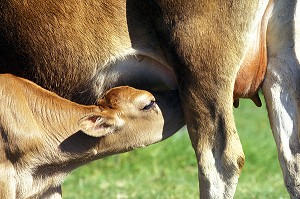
[148,1,262,198]
[180,80,245,199]
[263,1,300,197]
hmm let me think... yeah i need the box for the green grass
[63,98,289,199]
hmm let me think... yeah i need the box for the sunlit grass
[234,99,288,199]
[63,98,289,198]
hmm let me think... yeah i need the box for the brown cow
[0,0,299,198]
[0,74,175,199]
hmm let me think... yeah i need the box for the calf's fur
[0,74,165,199]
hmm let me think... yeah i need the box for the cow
[0,73,176,199]
[0,0,299,198]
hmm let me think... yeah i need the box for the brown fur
[0,0,286,198]
[0,74,168,198]
[0,0,130,101]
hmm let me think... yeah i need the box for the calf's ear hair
[78,114,124,137]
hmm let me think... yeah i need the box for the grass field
[63,98,289,199]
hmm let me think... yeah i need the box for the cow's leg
[149,1,262,198]
[178,77,244,199]
[263,58,300,199]
[263,1,300,197]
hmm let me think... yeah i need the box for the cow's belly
[93,54,177,96]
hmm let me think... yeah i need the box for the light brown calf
[0,74,168,199]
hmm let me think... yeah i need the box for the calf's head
[77,86,168,151]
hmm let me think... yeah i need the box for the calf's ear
[78,114,124,137]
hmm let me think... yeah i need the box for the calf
[0,74,167,199]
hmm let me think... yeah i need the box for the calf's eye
[141,100,156,111]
